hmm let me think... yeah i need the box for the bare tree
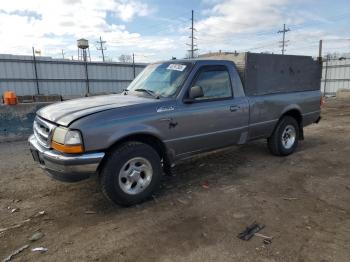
[184,50,198,59]
[118,54,132,63]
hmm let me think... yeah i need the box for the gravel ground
[0,97,349,262]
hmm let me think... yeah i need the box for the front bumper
[28,134,105,182]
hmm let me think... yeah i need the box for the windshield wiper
[134,88,160,99]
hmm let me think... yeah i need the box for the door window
[193,68,232,100]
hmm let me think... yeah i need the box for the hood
[37,94,157,126]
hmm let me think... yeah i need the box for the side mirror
[184,85,204,103]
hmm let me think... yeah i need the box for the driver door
[165,65,249,157]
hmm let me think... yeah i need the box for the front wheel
[268,116,299,156]
[99,142,162,206]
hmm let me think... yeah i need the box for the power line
[96,36,106,62]
[291,11,350,32]
[108,16,190,47]
[143,20,189,35]
[278,24,290,55]
[286,43,319,52]
[119,11,190,36]
[322,38,350,42]
[247,41,279,51]
[236,11,350,49]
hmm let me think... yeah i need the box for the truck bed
[199,52,322,96]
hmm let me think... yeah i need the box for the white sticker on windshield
[167,64,187,71]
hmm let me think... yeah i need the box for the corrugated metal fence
[2,53,349,98]
[322,57,350,96]
[0,54,146,98]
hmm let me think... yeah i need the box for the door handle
[160,118,172,122]
[230,106,240,112]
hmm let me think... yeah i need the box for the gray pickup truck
[29,52,322,206]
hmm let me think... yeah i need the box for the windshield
[127,62,192,97]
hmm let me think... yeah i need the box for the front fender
[106,124,164,148]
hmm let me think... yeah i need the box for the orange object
[320,95,325,108]
[3,91,18,105]
[51,141,84,154]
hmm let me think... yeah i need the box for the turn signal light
[51,141,84,154]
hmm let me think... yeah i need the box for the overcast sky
[0,0,349,62]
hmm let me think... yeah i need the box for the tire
[99,142,162,206]
[268,116,299,156]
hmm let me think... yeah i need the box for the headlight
[51,127,84,153]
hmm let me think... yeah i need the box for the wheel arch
[279,107,304,140]
[99,132,171,173]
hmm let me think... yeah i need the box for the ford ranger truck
[29,53,322,206]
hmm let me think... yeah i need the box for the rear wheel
[268,116,299,156]
[99,142,162,206]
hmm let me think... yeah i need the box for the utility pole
[187,10,198,58]
[32,47,40,95]
[318,39,323,62]
[96,36,106,62]
[323,54,330,96]
[278,24,290,55]
[61,49,65,59]
[191,10,194,58]
[132,53,136,79]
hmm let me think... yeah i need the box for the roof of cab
[154,58,234,64]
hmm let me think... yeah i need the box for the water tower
[77,38,91,61]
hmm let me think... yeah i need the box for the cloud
[193,0,347,56]
[0,0,152,21]
[0,0,347,62]
[200,0,289,30]
[196,0,291,46]
[115,1,153,22]
[0,0,157,59]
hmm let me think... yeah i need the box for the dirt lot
[1,98,349,262]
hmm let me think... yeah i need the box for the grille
[33,117,57,148]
